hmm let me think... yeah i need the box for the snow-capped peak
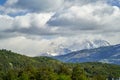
[39,39,110,56]
[67,39,110,51]
[93,39,110,47]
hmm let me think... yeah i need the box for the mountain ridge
[40,39,110,56]
[54,44,120,65]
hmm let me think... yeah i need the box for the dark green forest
[0,49,120,80]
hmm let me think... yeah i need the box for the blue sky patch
[0,0,6,5]
[107,0,120,7]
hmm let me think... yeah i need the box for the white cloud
[0,34,119,56]
[13,13,53,28]
[48,3,120,32]
[0,36,67,56]
[0,12,58,41]
[0,12,53,34]
[0,15,13,31]
[0,0,120,56]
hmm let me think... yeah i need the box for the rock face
[54,44,120,65]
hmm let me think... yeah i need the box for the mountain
[67,39,110,51]
[54,44,120,64]
[45,39,110,56]
[54,47,72,56]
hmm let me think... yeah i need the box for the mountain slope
[39,39,110,56]
[54,44,120,64]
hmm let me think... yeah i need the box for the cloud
[5,0,18,6]
[0,0,26,15]
[0,36,68,56]
[0,0,64,15]
[0,35,98,56]
[13,13,52,28]
[0,34,119,56]
[0,0,120,56]
[4,0,64,12]
[0,15,13,31]
[0,13,56,39]
[48,2,120,33]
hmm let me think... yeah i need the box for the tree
[72,65,88,80]
[93,74,106,80]
[18,73,29,80]
[35,67,58,80]
[57,64,72,75]
[6,70,18,80]
[58,74,71,80]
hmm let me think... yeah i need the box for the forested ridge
[0,49,120,80]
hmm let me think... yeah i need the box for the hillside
[0,49,120,80]
[0,49,61,72]
[54,44,120,64]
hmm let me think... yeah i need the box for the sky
[0,0,6,5]
[0,0,120,56]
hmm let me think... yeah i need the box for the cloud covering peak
[0,0,120,56]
